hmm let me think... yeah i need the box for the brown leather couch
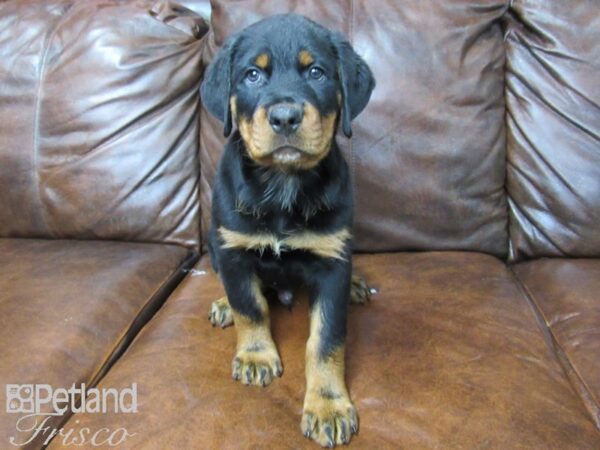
[0,0,598,449]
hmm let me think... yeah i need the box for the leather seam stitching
[42,249,200,447]
[87,249,200,387]
[508,265,600,429]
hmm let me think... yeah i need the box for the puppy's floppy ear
[201,34,240,137]
[332,33,375,138]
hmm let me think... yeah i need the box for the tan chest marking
[218,227,350,260]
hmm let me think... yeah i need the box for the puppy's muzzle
[268,103,303,136]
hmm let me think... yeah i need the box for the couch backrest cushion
[0,0,207,249]
[199,0,509,256]
[505,0,600,260]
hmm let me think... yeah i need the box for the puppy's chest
[217,224,350,261]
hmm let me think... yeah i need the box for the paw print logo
[6,385,35,413]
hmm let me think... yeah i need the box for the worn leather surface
[513,259,600,428]
[199,0,509,257]
[0,0,207,248]
[505,0,600,260]
[48,253,599,449]
[0,238,196,449]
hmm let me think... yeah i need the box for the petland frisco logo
[6,383,137,447]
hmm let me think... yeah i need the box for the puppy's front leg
[219,256,282,387]
[302,261,357,447]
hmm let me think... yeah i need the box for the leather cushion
[505,0,600,260]
[513,259,600,428]
[0,0,207,248]
[47,253,599,448]
[0,238,197,448]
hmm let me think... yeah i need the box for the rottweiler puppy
[201,13,375,447]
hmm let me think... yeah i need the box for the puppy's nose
[268,103,303,135]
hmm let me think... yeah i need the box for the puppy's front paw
[232,341,282,387]
[208,296,234,328]
[301,391,358,447]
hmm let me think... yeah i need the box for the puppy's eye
[245,68,262,84]
[308,66,325,80]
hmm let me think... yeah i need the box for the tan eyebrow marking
[254,53,270,69]
[299,50,315,67]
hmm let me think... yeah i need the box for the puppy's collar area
[235,154,337,220]
[258,168,302,213]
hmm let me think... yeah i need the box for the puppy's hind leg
[208,296,234,328]
[350,273,372,305]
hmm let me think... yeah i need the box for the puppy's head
[201,14,375,170]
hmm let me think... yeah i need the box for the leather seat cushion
[513,258,600,428]
[47,253,599,448]
[0,238,197,448]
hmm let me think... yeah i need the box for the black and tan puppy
[201,13,375,447]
